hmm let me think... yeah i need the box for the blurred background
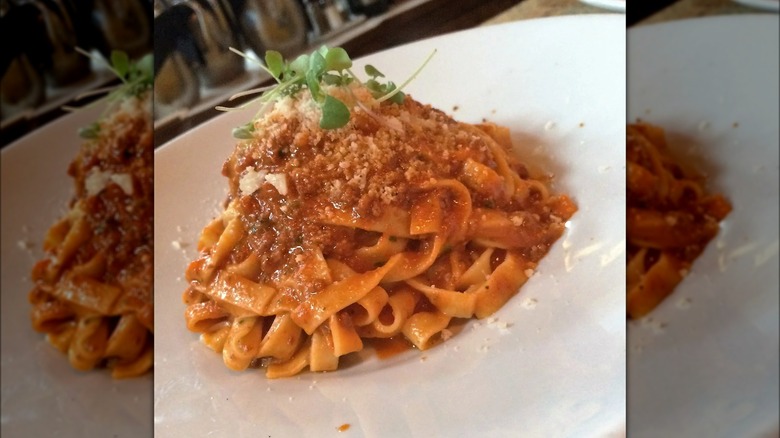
[0,0,153,146]
[1,0,528,147]
[3,0,773,148]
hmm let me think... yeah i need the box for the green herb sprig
[65,48,153,138]
[218,46,436,137]
[364,64,403,104]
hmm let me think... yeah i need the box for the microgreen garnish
[218,46,436,138]
[364,65,403,104]
[232,122,256,139]
[78,122,101,139]
[66,48,153,138]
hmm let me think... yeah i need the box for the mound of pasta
[28,91,153,378]
[626,122,731,319]
[184,80,575,378]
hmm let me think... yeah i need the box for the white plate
[733,0,780,12]
[155,15,627,437]
[627,16,779,438]
[580,0,626,13]
[0,106,152,435]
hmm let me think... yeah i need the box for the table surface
[482,0,610,25]
[482,0,770,26]
[637,0,770,25]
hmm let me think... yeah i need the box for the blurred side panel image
[1,0,153,436]
[627,1,779,437]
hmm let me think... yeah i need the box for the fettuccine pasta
[626,122,731,319]
[184,81,576,378]
[28,91,153,378]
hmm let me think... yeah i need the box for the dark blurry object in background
[153,0,257,121]
[153,2,204,74]
[186,0,244,87]
[0,55,46,120]
[237,0,307,58]
[300,0,367,43]
[0,1,47,120]
[32,0,91,87]
[90,0,152,58]
[153,2,202,119]
[338,0,519,60]
[346,0,388,17]
[154,51,199,119]
[321,0,347,29]
[332,0,352,19]
[302,0,331,37]
[627,0,678,26]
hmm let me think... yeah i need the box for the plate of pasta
[627,15,779,438]
[154,15,626,437]
[1,97,153,435]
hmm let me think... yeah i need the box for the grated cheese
[84,169,134,196]
[239,166,267,197]
[110,173,134,195]
[265,173,288,196]
[85,169,111,196]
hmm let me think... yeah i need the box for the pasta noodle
[626,122,731,319]
[183,80,576,378]
[28,91,153,378]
